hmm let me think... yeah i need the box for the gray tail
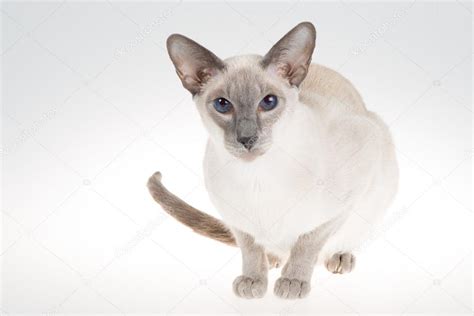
[147,171,236,246]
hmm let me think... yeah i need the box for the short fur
[148,22,399,299]
[147,172,234,245]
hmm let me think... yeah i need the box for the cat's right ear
[167,34,225,95]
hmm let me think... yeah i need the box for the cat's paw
[267,253,282,269]
[325,252,356,274]
[274,277,310,299]
[232,275,267,299]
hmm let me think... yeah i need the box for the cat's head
[167,22,316,161]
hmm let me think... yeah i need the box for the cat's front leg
[275,222,334,299]
[232,229,268,299]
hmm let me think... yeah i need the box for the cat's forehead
[223,68,266,102]
[224,54,263,70]
[207,55,277,103]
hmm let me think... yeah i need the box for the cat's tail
[147,171,236,246]
[147,171,282,268]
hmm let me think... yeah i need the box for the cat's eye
[259,95,278,111]
[213,98,233,114]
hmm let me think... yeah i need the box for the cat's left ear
[262,22,316,87]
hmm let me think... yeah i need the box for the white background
[1,0,472,314]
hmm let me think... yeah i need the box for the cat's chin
[232,149,266,162]
[223,142,269,162]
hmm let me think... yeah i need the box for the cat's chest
[203,147,336,252]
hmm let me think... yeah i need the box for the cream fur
[160,22,399,300]
[202,61,399,262]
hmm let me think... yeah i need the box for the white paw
[274,277,310,299]
[232,275,267,299]
[325,252,356,274]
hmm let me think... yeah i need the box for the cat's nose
[237,136,258,150]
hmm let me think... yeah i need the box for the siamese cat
[148,22,398,299]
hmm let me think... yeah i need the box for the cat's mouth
[225,143,268,162]
[238,150,265,162]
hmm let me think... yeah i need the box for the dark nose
[237,136,258,150]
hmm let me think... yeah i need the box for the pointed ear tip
[297,22,317,36]
[167,33,192,52]
[166,33,182,47]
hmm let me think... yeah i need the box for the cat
[147,22,399,299]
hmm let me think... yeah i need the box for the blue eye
[259,95,278,111]
[213,98,232,113]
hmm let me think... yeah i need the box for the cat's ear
[167,34,225,95]
[262,22,316,87]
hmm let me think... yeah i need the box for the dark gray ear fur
[167,34,225,95]
[262,22,316,86]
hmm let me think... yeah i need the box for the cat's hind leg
[267,252,282,269]
[325,252,356,274]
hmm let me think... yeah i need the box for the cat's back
[299,64,367,114]
[298,64,398,203]
[281,63,398,215]
[298,63,395,174]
